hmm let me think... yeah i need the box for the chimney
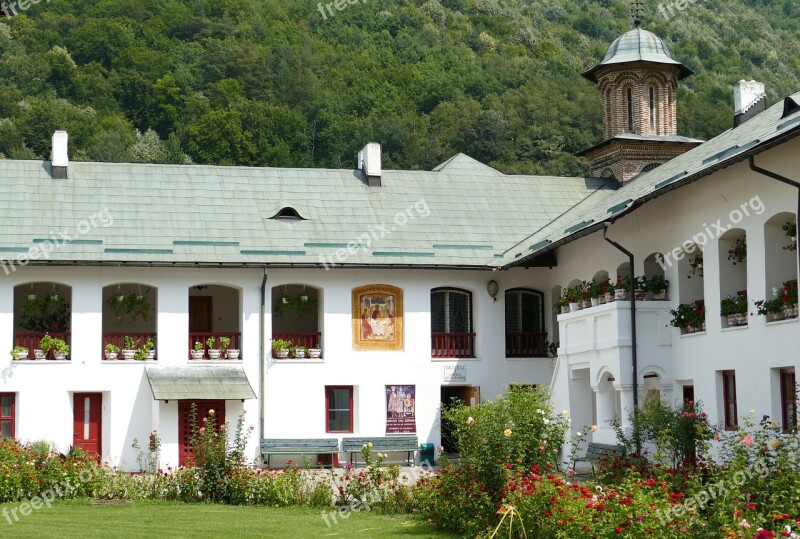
[733,80,766,127]
[358,142,382,187]
[51,130,69,179]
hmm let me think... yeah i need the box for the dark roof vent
[270,207,306,220]
[782,95,800,119]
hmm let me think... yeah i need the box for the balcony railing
[431,332,476,358]
[188,332,241,360]
[13,332,71,360]
[505,332,548,358]
[271,332,321,358]
[102,332,157,360]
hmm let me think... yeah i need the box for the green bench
[341,436,419,467]
[260,438,340,468]
[572,442,625,475]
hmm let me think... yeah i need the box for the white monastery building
[0,22,797,469]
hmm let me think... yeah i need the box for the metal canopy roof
[145,367,256,401]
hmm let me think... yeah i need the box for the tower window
[649,86,656,131]
[627,88,634,132]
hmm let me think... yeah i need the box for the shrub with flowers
[334,443,416,514]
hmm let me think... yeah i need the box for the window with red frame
[325,386,353,433]
[781,368,797,434]
[0,393,15,438]
[722,370,738,430]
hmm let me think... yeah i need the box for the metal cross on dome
[630,0,644,27]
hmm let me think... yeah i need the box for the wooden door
[467,386,481,407]
[73,393,102,456]
[189,297,212,332]
[178,400,225,466]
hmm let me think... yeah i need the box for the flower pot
[652,291,667,301]
[146,350,156,360]
[560,306,570,314]
[614,289,627,300]
[225,349,240,360]
[207,349,221,360]
[590,298,599,307]
[604,292,613,303]
[276,349,289,359]
[771,310,785,321]
[53,352,67,360]
[735,313,748,326]
[783,306,795,319]
[569,302,579,312]
[12,350,29,360]
[634,289,645,301]
[294,349,306,359]
[794,305,799,318]
[104,352,118,360]
[701,322,706,331]
[598,295,606,305]
[190,350,204,360]
[727,315,737,327]
[685,325,695,334]
[121,349,136,360]
[308,348,321,359]
[34,349,46,360]
[582,300,591,309]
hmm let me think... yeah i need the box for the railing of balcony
[188,332,242,360]
[505,332,548,358]
[271,332,321,358]
[431,332,476,358]
[102,332,157,360]
[13,332,72,360]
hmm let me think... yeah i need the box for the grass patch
[1,499,452,538]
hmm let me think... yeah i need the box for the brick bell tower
[577,2,702,183]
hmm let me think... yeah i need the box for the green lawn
[0,500,452,538]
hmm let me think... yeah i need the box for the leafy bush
[440,385,568,501]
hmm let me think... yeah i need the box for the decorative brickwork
[584,139,702,183]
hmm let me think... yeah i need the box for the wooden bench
[341,436,419,467]
[260,438,339,468]
[572,443,625,475]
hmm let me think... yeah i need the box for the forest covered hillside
[0,0,798,175]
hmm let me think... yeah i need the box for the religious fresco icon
[351,284,403,351]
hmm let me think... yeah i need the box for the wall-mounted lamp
[487,280,499,302]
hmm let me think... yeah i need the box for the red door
[73,393,102,456]
[178,400,225,466]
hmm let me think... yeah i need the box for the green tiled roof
[0,153,611,268]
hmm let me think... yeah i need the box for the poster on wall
[385,385,416,434]
[351,284,403,351]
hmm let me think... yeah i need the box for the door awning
[145,366,256,401]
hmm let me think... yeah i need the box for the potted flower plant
[218,336,239,360]
[721,294,748,326]
[669,302,705,334]
[587,280,601,307]
[727,238,746,265]
[598,279,613,303]
[51,338,69,360]
[38,333,54,360]
[754,295,785,322]
[779,280,798,318]
[556,293,570,314]
[687,253,703,278]
[191,341,205,360]
[206,336,221,359]
[782,221,796,252]
[307,346,321,359]
[104,343,120,360]
[614,275,629,300]
[10,346,29,360]
[143,337,156,360]
[272,339,290,359]
[647,275,669,300]
[292,346,306,359]
[122,336,139,360]
[634,276,647,301]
